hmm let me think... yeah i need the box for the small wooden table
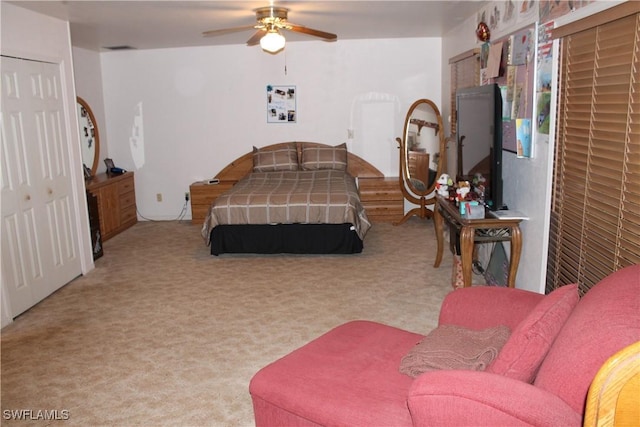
[433,194,523,288]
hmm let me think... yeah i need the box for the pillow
[486,283,579,383]
[300,143,348,171]
[252,144,298,172]
[399,324,511,378]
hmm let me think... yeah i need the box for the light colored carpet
[1,218,453,426]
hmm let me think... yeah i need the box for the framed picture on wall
[266,85,296,123]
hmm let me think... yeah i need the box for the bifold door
[1,55,82,318]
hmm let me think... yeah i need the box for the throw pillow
[300,143,348,171]
[399,324,511,378]
[486,283,579,383]
[253,144,299,172]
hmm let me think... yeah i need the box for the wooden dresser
[86,172,137,241]
[408,151,430,186]
[358,177,403,223]
[190,180,236,225]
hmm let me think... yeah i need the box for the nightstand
[358,177,403,223]
[189,180,236,225]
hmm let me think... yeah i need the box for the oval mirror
[77,97,100,177]
[396,99,446,225]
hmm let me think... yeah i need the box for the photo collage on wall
[266,85,296,123]
[479,24,535,157]
[476,0,598,158]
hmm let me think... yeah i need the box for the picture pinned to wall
[267,85,296,123]
[536,21,554,136]
[516,118,532,158]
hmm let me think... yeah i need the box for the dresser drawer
[118,177,135,194]
[120,204,137,225]
[363,200,404,211]
[119,191,136,209]
[359,191,402,202]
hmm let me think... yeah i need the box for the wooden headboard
[214,141,384,181]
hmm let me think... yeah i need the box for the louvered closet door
[1,56,81,317]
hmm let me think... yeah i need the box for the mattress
[201,169,371,245]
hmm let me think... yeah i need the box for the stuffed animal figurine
[472,173,487,198]
[436,174,453,197]
[456,181,471,201]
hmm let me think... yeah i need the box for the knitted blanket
[400,324,511,378]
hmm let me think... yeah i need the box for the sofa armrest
[408,370,581,427]
[438,287,544,331]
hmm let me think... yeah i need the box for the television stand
[433,194,523,288]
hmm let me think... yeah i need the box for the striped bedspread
[201,170,371,244]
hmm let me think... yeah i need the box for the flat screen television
[455,83,504,211]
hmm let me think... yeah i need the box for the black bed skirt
[209,223,363,255]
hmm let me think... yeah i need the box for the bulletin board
[480,25,535,156]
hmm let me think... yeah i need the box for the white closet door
[1,55,81,317]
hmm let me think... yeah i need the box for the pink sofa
[250,264,640,426]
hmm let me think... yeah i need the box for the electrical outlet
[185,192,190,202]
[156,193,162,202]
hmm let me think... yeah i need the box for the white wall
[72,47,109,166]
[100,38,440,220]
[0,3,94,327]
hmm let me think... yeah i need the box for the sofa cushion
[486,283,579,383]
[533,265,640,415]
[250,320,421,427]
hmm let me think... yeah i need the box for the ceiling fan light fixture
[260,29,286,53]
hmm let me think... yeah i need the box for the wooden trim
[584,341,640,427]
[448,48,480,65]
[551,1,640,39]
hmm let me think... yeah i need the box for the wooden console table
[433,194,523,288]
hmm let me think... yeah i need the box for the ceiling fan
[202,6,337,53]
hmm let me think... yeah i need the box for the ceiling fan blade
[286,24,337,41]
[246,30,265,46]
[202,25,256,37]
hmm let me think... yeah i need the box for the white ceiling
[9,1,486,52]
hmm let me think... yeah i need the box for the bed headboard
[214,141,384,181]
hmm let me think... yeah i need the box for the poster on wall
[267,85,296,123]
[536,21,554,136]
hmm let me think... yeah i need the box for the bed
[201,141,383,255]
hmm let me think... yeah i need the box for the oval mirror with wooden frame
[77,97,100,177]
[396,99,446,225]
